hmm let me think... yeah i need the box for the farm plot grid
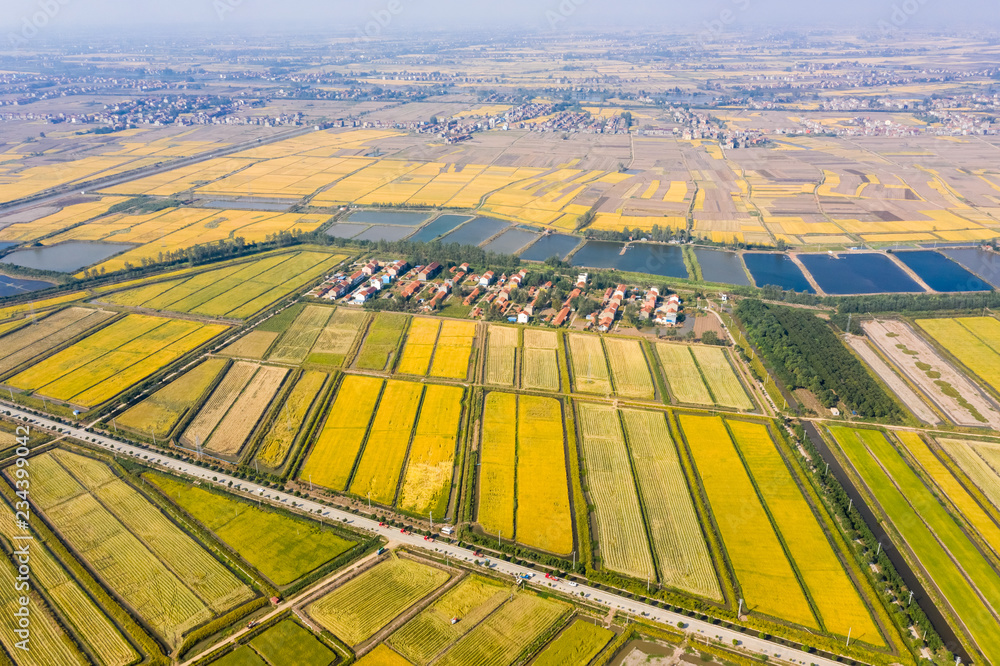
[521,329,560,392]
[306,556,451,646]
[247,619,339,666]
[397,318,441,376]
[918,316,1000,397]
[309,308,369,367]
[147,473,356,587]
[656,343,751,409]
[267,305,333,365]
[844,334,941,425]
[567,333,612,395]
[22,449,253,648]
[0,306,115,376]
[476,393,574,555]
[485,325,518,386]
[679,415,817,629]
[531,618,615,666]
[865,319,1000,428]
[219,331,279,360]
[254,370,328,471]
[429,320,477,380]
[300,377,464,512]
[355,312,408,370]
[103,250,346,319]
[0,497,138,666]
[603,337,656,399]
[830,427,1000,664]
[116,356,228,438]
[6,314,227,408]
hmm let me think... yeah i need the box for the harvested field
[485,325,518,386]
[865,319,1000,428]
[397,318,440,376]
[654,343,712,405]
[309,308,368,366]
[845,335,940,424]
[117,357,228,438]
[349,380,423,505]
[621,409,720,599]
[919,317,1000,395]
[399,384,465,516]
[307,557,450,646]
[690,346,753,410]
[254,371,327,469]
[429,320,477,380]
[577,403,656,580]
[181,361,259,448]
[0,306,114,375]
[604,337,655,399]
[568,334,611,395]
[477,393,517,538]
[516,396,573,555]
[219,331,279,359]
[268,305,333,365]
[356,313,408,370]
[300,375,383,491]
[521,329,560,392]
[680,415,817,628]
[205,365,288,456]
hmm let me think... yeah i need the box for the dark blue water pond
[354,225,417,242]
[0,275,55,298]
[520,234,582,262]
[940,248,1000,289]
[325,223,370,239]
[571,241,688,279]
[1,242,137,273]
[893,251,990,292]
[408,215,473,243]
[439,217,510,246]
[348,211,430,226]
[743,253,814,293]
[0,242,19,251]
[798,253,924,295]
[483,228,540,255]
[693,248,751,286]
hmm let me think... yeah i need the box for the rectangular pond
[743,253,815,293]
[354,225,418,242]
[407,215,474,244]
[1,241,137,273]
[482,228,541,255]
[201,200,291,212]
[348,211,430,226]
[893,251,991,293]
[519,234,582,262]
[797,253,924,295]
[571,241,688,279]
[939,248,1000,289]
[325,223,371,239]
[439,217,510,246]
[0,275,55,298]
[692,248,751,286]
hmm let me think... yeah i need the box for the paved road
[5,401,858,666]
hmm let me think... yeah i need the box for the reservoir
[1,241,137,273]
[939,248,1000,289]
[408,215,473,244]
[893,251,990,292]
[483,228,540,255]
[693,248,751,286]
[519,234,582,262]
[0,275,56,298]
[439,217,510,247]
[571,241,688,279]
[354,225,417,242]
[348,211,430,226]
[325,223,370,239]
[798,253,924,295]
[743,253,814,293]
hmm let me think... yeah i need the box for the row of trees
[736,299,903,421]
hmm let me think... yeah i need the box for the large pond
[348,211,430,226]
[692,248,751,286]
[798,253,923,295]
[0,275,55,298]
[893,250,990,292]
[571,241,688,279]
[354,225,417,242]
[483,228,540,255]
[0,241,137,273]
[519,234,582,262]
[439,217,510,246]
[408,215,473,244]
[743,253,814,293]
[940,248,1000,289]
[325,223,370,239]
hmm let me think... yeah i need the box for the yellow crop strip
[516,396,573,555]
[729,421,879,642]
[477,393,517,538]
[300,375,383,491]
[117,358,228,438]
[397,318,440,376]
[655,343,712,405]
[680,415,817,628]
[568,333,611,395]
[399,384,465,517]
[917,318,1000,392]
[429,320,476,380]
[350,380,424,505]
[255,371,327,469]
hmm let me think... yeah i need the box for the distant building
[419,262,442,281]
[480,270,495,287]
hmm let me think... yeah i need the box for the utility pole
[848,498,853,513]
[429,511,433,532]
[908,590,913,606]
[738,598,744,616]
[309,475,313,492]
[847,627,852,646]
[367,493,371,510]
[498,530,502,550]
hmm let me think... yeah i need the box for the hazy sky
[2,0,996,37]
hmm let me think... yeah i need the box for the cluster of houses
[640,288,683,326]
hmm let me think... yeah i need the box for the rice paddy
[521,329,560,391]
[254,370,328,470]
[116,357,228,438]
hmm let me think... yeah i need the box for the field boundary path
[2,399,866,666]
